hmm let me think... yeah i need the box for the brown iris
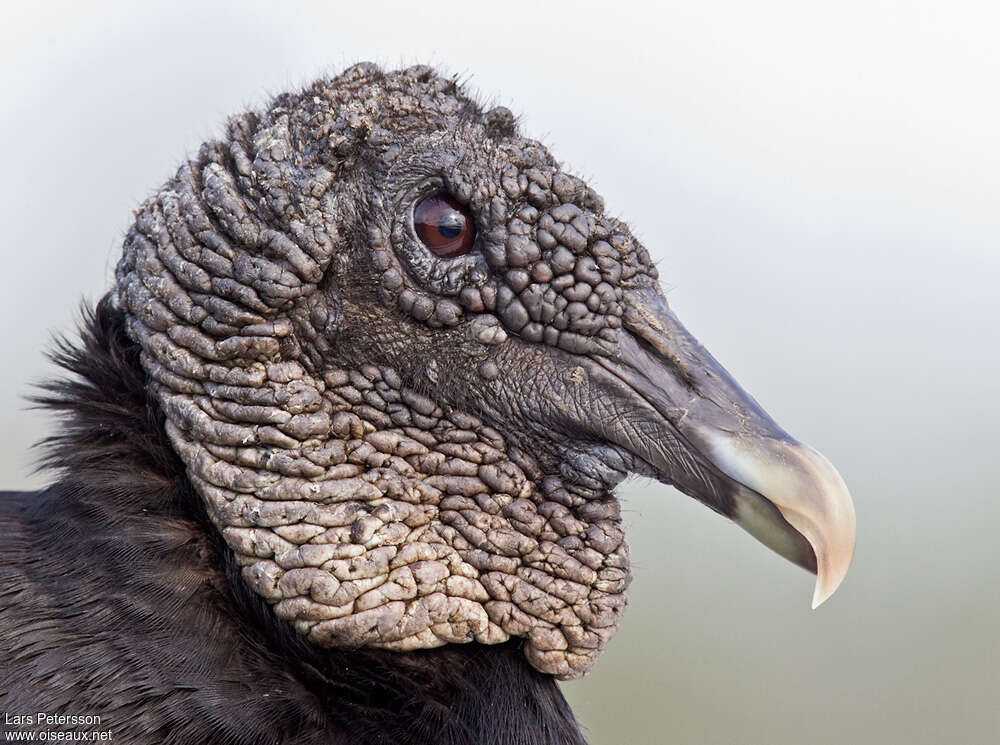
[413,193,476,257]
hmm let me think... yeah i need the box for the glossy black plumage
[0,297,587,745]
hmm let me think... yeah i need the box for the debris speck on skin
[478,361,500,381]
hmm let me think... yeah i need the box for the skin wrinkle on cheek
[161,363,628,679]
[112,63,648,680]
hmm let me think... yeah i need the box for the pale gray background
[1,1,997,743]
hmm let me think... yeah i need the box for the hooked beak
[591,289,856,608]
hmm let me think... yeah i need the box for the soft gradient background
[2,2,997,743]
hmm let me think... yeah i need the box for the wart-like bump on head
[115,62,854,680]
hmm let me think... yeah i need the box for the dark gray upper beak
[588,289,856,607]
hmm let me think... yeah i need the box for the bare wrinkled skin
[117,62,657,678]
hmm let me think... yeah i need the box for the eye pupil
[414,193,476,258]
[437,213,463,239]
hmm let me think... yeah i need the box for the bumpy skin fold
[116,62,659,678]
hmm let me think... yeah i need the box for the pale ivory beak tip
[811,582,831,610]
[810,534,854,609]
[709,434,856,610]
[811,568,845,609]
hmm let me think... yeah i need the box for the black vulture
[0,63,855,744]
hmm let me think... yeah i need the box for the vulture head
[114,62,855,681]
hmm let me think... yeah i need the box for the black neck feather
[14,296,588,745]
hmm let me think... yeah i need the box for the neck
[28,295,588,745]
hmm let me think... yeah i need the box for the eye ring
[413,192,476,258]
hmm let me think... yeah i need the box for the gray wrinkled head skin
[116,62,662,679]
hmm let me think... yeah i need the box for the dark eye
[413,193,476,258]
